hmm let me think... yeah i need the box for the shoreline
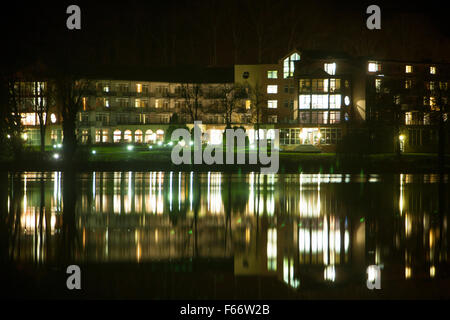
[1,153,449,173]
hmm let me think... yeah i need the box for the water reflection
[2,172,449,291]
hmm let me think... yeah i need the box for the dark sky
[2,0,449,72]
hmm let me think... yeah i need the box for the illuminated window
[267,85,278,94]
[324,63,336,75]
[113,130,121,143]
[299,95,311,109]
[311,95,328,109]
[299,79,311,92]
[267,228,277,271]
[134,130,143,143]
[430,66,436,74]
[429,81,435,91]
[268,115,277,123]
[82,97,87,111]
[105,99,110,107]
[124,130,132,142]
[136,83,142,93]
[329,79,340,92]
[405,65,413,73]
[375,79,382,92]
[103,85,109,93]
[268,100,278,109]
[312,79,328,92]
[329,95,341,108]
[267,70,278,79]
[245,99,251,109]
[102,130,109,143]
[368,62,381,72]
[283,52,301,78]
[145,130,155,143]
[95,130,102,143]
[405,80,412,89]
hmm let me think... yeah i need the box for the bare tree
[55,76,90,160]
[219,83,246,128]
[181,83,203,122]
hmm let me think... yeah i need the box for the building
[15,50,450,153]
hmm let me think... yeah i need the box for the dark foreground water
[1,171,449,299]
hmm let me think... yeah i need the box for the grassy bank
[1,145,449,173]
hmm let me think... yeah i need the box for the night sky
[2,0,449,72]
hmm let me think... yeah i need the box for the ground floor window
[113,130,121,143]
[280,127,342,145]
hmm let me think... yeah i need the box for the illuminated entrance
[299,128,320,145]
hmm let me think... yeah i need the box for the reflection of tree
[58,169,80,264]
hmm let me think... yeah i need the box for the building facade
[15,50,450,153]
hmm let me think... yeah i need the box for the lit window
[82,97,87,111]
[375,79,382,92]
[245,100,251,109]
[267,70,278,79]
[104,85,109,93]
[311,95,328,109]
[405,65,413,73]
[324,63,336,75]
[430,66,436,74]
[405,80,412,89]
[105,99,110,107]
[283,52,301,78]
[267,85,278,94]
[329,95,341,108]
[124,130,132,142]
[136,83,142,93]
[429,81,435,91]
[299,95,311,109]
[134,130,143,143]
[329,79,340,92]
[113,130,122,143]
[368,62,381,72]
[268,100,278,109]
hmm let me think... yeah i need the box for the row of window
[299,94,344,109]
[369,62,438,74]
[299,111,342,124]
[280,128,342,145]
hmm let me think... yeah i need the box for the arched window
[156,129,164,142]
[145,129,155,143]
[283,52,301,78]
[124,130,132,142]
[135,130,143,143]
[113,130,121,143]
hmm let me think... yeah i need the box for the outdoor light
[92,150,96,155]
[168,141,174,146]
[189,141,194,146]
[127,145,134,151]
[22,133,28,140]
[50,113,57,123]
[399,135,405,141]
[6,134,10,139]
[157,141,163,146]
[53,144,57,149]
[57,144,62,149]
[179,140,186,147]
[53,153,60,159]
[148,145,153,149]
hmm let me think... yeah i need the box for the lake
[1,171,449,299]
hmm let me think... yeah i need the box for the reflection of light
[324,265,336,282]
[367,265,379,283]
[405,213,411,237]
[267,228,277,271]
[430,266,436,278]
[405,267,412,279]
